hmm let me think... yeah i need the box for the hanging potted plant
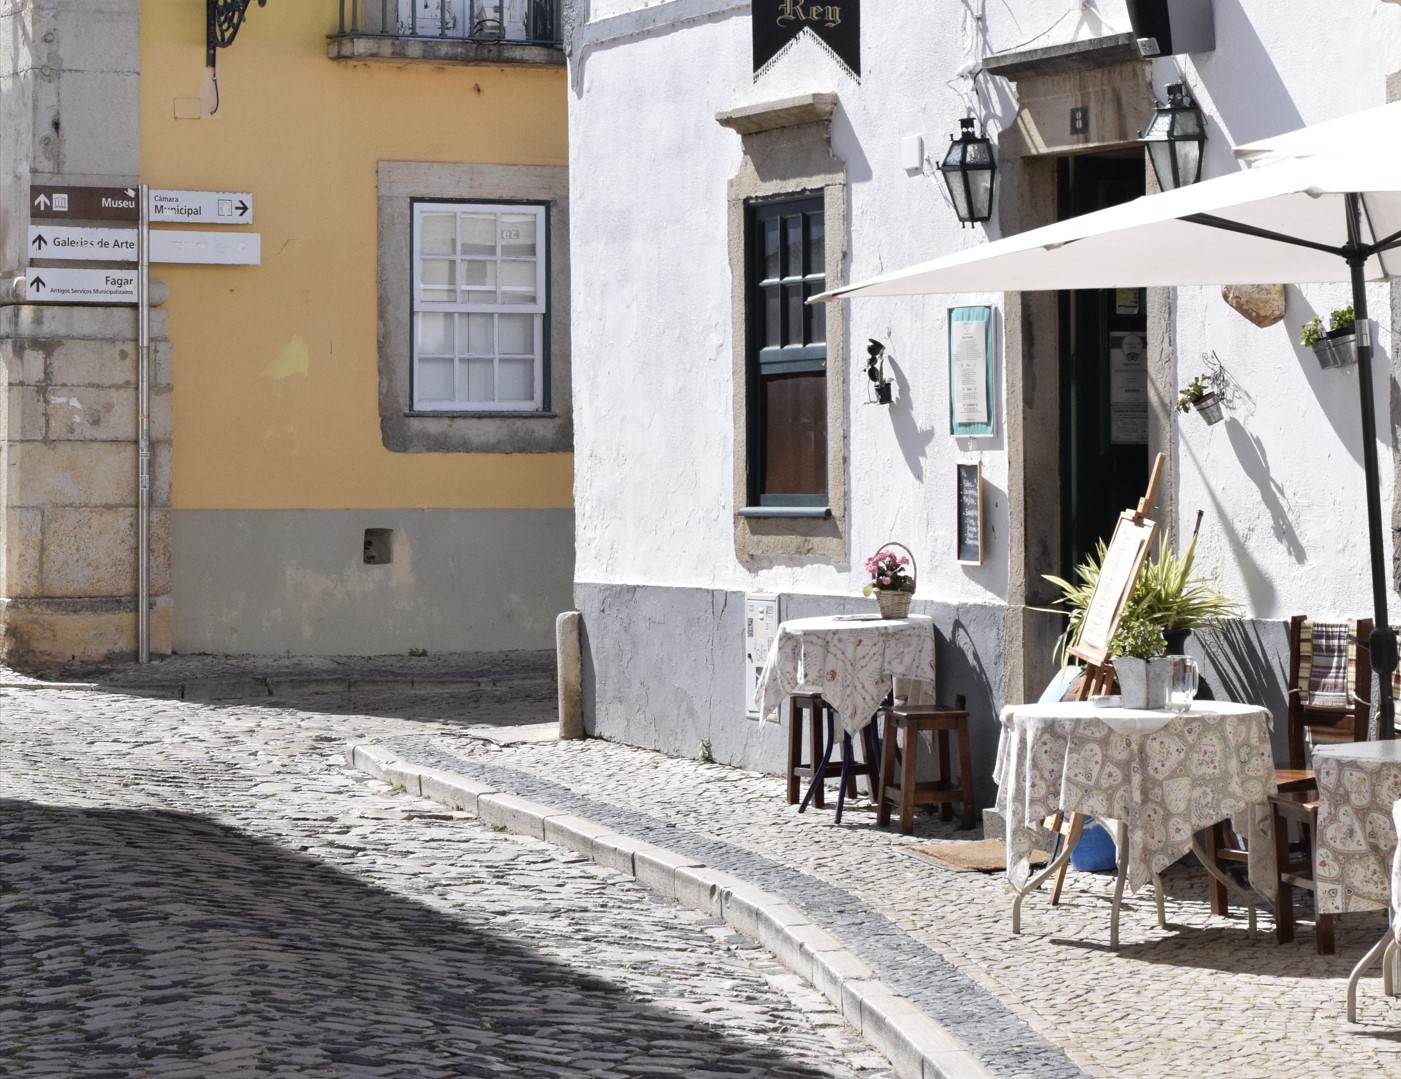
[1298,305,1358,369]
[866,338,893,405]
[1176,372,1224,426]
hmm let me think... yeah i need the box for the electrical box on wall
[744,593,781,718]
[1126,0,1215,57]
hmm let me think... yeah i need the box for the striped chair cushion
[1297,620,1356,709]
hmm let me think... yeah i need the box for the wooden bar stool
[877,704,975,832]
[785,691,881,810]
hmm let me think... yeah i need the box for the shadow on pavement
[0,798,842,1077]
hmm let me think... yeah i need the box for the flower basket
[1193,392,1224,426]
[1312,331,1358,370]
[867,541,917,620]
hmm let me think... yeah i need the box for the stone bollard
[556,610,584,740]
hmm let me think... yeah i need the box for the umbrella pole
[1346,193,1396,740]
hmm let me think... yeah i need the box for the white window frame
[411,200,547,413]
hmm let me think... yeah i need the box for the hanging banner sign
[752,1,860,81]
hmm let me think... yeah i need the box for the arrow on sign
[30,276,46,292]
[31,233,48,252]
[124,188,136,198]
[34,193,50,211]
[236,200,248,217]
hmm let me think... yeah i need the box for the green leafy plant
[1108,614,1167,659]
[1040,529,1242,665]
[1176,373,1214,413]
[1299,305,1355,347]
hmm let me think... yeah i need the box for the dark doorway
[1057,152,1148,580]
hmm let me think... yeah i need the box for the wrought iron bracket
[207,0,268,67]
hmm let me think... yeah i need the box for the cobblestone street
[0,678,889,1079]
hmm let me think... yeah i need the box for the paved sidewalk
[7,652,1401,1078]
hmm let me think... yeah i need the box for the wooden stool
[785,691,881,809]
[877,705,975,833]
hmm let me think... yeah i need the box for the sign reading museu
[753,1,861,80]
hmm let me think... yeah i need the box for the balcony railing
[332,1,562,47]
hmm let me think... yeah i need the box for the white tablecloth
[1314,739,1401,915]
[754,614,937,736]
[994,700,1276,893]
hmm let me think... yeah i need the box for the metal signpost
[28,182,259,661]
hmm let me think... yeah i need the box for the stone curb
[1,671,557,700]
[345,740,997,1079]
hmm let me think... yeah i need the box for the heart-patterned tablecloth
[995,700,1276,893]
[1313,740,1401,915]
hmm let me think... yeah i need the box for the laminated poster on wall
[949,305,995,437]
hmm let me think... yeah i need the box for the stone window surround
[721,93,848,564]
[378,161,570,453]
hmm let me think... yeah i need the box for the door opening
[1057,152,1148,582]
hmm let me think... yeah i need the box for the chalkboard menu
[956,462,982,565]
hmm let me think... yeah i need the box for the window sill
[737,506,832,519]
[406,410,559,419]
[327,35,565,67]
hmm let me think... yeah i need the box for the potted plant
[862,542,916,619]
[1177,372,1224,426]
[1041,525,1242,671]
[1105,613,1166,707]
[866,338,893,404]
[1298,305,1358,369]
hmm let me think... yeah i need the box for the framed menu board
[1068,512,1157,667]
[956,462,983,565]
[949,305,995,437]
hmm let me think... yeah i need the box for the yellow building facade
[0,2,573,662]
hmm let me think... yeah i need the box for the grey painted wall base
[576,582,1307,811]
[174,508,574,655]
[575,582,1008,809]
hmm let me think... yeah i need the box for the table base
[797,711,880,825]
[1348,927,1400,1023]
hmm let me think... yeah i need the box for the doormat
[905,838,1048,873]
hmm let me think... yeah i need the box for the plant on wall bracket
[865,338,893,405]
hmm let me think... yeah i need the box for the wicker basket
[872,541,917,620]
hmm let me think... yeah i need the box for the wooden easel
[1045,453,1165,904]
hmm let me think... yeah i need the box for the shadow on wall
[885,354,938,482]
[935,613,1001,809]
[1222,418,1307,564]
[1196,618,1289,757]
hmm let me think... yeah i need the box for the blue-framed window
[747,196,827,507]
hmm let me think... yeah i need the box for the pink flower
[879,575,891,585]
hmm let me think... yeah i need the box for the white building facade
[566,1,1401,798]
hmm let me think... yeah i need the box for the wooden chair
[876,704,974,832]
[1267,615,1372,952]
[785,690,880,809]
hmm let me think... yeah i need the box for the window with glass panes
[747,196,826,506]
[412,201,547,411]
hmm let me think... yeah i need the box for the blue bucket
[1069,817,1118,872]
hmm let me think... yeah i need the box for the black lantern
[1140,83,1206,191]
[939,118,997,227]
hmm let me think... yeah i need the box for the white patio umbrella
[815,121,1401,737]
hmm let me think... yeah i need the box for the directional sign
[150,230,260,265]
[25,268,138,305]
[149,189,253,225]
[31,185,140,222]
[28,225,138,262]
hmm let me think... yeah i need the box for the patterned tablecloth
[1313,739,1401,915]
[1394,802,1401,945]
[995,700,1276,893]
[754,614,937,737]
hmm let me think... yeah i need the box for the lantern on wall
[939,118,997,227]
[1140,83,1207,191]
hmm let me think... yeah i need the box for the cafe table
[755,613,937,821]
[1311,739,1401,1020]
[994,698,1276,947]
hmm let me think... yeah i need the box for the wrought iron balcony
[330,1,563,63]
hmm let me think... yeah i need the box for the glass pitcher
[1165,655,1199,713]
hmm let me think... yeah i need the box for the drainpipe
[138,184,151,663]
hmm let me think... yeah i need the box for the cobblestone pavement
[0,680,892,1079]
[5,658,1401,1079]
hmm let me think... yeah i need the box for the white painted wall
[570,1,1401,624]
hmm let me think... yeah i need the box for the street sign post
[28,225,138,263]
[148,189,253,224]
[150,230,260,265]
[25,267,139,305]
[30,185,140,222]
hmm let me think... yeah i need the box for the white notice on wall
[951,319,989,425]
[1109,332,1148,444]
[745,593,781,718]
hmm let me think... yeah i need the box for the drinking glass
[1167,656,1199,713]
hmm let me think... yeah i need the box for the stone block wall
[0,305,172,665]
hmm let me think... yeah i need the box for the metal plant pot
[1193,392,1224,425]
[1312,331,1358,370]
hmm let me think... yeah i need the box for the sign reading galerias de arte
[753,2,860,80]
